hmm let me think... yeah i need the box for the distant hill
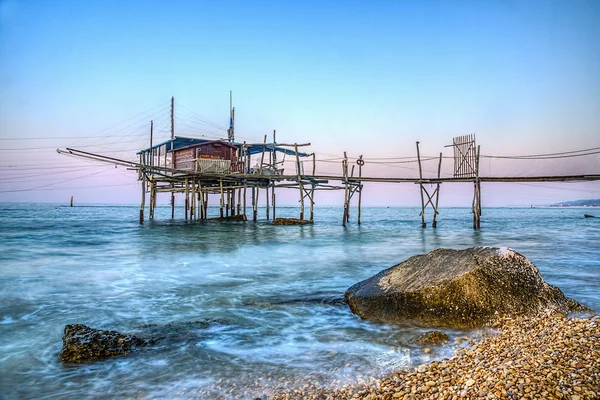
[550,199,600,207]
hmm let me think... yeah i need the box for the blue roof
[137,137,212,154]
[235,142,309,157]
[138,137,309,157]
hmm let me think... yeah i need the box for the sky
[0,0,599,207]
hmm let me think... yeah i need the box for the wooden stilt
[294,144,304,220]
[140,172,145,224]
[309,184,315,222]
[272,181,276,220]
[237,187,242,215]
[219,179,224,218]
[190,178,196,221]
[432,152,442,228]
[252,186,258,221]
[199,184,205,221]
[149,178,155,220]
[266,186,270,220]
[226,188,230,217]
[231,188,236,216]
[416,142,426,228]
[185,178,189,221]
[243,183,247,218]
[171,186,175,219]
[342,152,349,226]
[204,191,208,220]
[357,155,363,225]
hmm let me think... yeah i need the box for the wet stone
[59,324,148,363]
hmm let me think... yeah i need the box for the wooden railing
[196,158,232,174]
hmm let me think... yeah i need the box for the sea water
[0,204,598,399]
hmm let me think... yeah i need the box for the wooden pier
[57,97,600,229]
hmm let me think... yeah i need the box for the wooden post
[266,186,270,220]
[272,181,276,220]
[237,187,242,215]
[252,186,258,221]
[199,183,205,220]
[358,155,363,225]
[170,96,174,139]
[184,177,189,221]
[416,141,426,228]
[70,196,74,207]
[295,143,304,220]
[309,184,315,223]
[342,152,349,226]
[171,185,175,219]
[432,152,442,228]
[191,177,196,221]
[312,153,316,176]
[148,177,154,219]
[243,182,247,218]
[140,170,145,224]
[272,130,277,219]
[219,179,224,218]
[260,135,267,175]
[231,188,236,216]
[151,184,157,220]
[475,144,482,229]
[226,189,230,217]
[204,191,209,220]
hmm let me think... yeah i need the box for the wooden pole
[243,182,247,218]
[272,181,276,220]
[416,141,426,228]
[139,165,145,224]
[191,177,196,221]
[237,187,242,215]
[432,152,442,228]
[476,144,482,229]
[219,179,224,218]
[260,135,267,175]
[309,184,315,222]
[295,143,304,220]
[225,189,229,217]
[170,96,174,139]
[358,155,363,225]
[70,196,74,207]
[266,186,270,220]
[342,152,349,226]
[151,183,157,220]
[184,177,189,221]
[199,183,205,220]
[252,186,257,221]
[204,191,209,220]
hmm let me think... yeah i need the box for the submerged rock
[584,214,596,218]
[345,247,591,329]
[411,331,450,346]
[60,324,147,363]
[272,218,312,225]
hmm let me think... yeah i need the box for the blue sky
[0,0,599,206]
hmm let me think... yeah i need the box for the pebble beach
[270,313,599,400]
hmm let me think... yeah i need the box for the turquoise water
[0,204,598,399]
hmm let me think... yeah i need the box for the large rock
[272,218,313,225]
[60,324,147,363]
[345,247,590,329]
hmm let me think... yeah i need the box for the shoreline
[269,314,599,400]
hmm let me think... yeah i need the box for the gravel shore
[270,314,599,400]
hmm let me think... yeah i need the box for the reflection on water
[0,204,598,399]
